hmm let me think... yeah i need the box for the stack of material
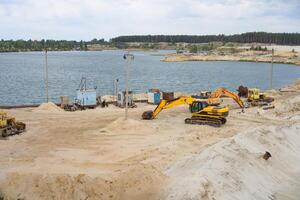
[162,92,174,101]
[60,96,69,108]
[148,89,161,105]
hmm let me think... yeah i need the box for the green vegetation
[189,45,198,53]
[0,38,107,52]
[250,45,268,51]
[112,32,300,45]
[188,43,216,53]
[2,32,300,53]
[219,47,241,54]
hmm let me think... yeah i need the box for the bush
[189,45,198,53]
[198,43,214,51]
[250,45,268,51]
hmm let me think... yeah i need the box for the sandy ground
[0,81,300,199]
[162,45,300,66]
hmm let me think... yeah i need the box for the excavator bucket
[142,110,154,120]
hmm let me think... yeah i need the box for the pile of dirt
[0,164,166,200]
[163,123,300,200]
[280,78,300,91]
[274,95,300,116]
[34,102,63,112]
[103,117,152,133]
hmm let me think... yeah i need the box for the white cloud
[0,0,299,40]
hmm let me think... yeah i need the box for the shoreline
[162,52,300,66]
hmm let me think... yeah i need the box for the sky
[0,0,299,41]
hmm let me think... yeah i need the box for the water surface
[1,50,300,105]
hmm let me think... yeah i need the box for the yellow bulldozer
[0,111,26,137]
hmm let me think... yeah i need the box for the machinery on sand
[142,96,229,127]
[237,86,274,106]
[142,88,244,127]
[0,111,26,138]
[208,87,245,109]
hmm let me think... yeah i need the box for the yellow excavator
[237,86,274,106]
[142,88,244,127]
[142,96,229,127]
[0,111,26,137]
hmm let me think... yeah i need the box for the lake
[1,50,300,106]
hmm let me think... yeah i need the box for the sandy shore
[162,45,300,66]
[0,80,300,199]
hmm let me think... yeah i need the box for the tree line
[111,32,300,45]
[0,38,106,52]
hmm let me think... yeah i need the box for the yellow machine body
[0,111,26,137]
[142,96,229,127]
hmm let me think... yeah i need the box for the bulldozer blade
[142,110,154,120]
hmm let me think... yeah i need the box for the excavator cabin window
[190,101,207,113]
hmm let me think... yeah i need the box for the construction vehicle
[142,96,229,127]
[208,87,245,109]
[0,111,26,137]
[237,86,274,106]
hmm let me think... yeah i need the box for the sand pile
[163,123,300,200]
[34,102,63,112]
[0,164,166,200]
[103,117,152,133]
[273,95,300,116]
[280,78,300,91]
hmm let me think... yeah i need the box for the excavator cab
[190,101,208,113]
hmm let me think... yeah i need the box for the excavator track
[184,116,226,127]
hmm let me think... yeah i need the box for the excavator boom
[208,87,244,109]
[142,96,197,119]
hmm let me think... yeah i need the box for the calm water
[1,50,300,106]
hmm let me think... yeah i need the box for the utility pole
[45,49,49,102]
[123,52,134,120]
[270,48,274,90]
[115,78,119,101]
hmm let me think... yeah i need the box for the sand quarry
[1,80,300,200]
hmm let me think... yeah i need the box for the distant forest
[1,32,300,52]
[0,39,106,52]
[111,32,300,45]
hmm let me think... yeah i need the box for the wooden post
[123,52,134,120]
[270,48,274,90]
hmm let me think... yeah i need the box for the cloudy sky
[0,0,299,40]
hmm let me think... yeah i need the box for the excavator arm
[142,96,197,119]
[208,87,244,108]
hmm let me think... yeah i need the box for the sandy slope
[0,80,300,199]
[164,124,300,200]
[162,45,300,66]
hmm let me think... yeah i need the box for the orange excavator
[207,87,245,109]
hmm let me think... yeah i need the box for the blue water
[1,50,300,106]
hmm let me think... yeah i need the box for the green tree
[189,45,198,53]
